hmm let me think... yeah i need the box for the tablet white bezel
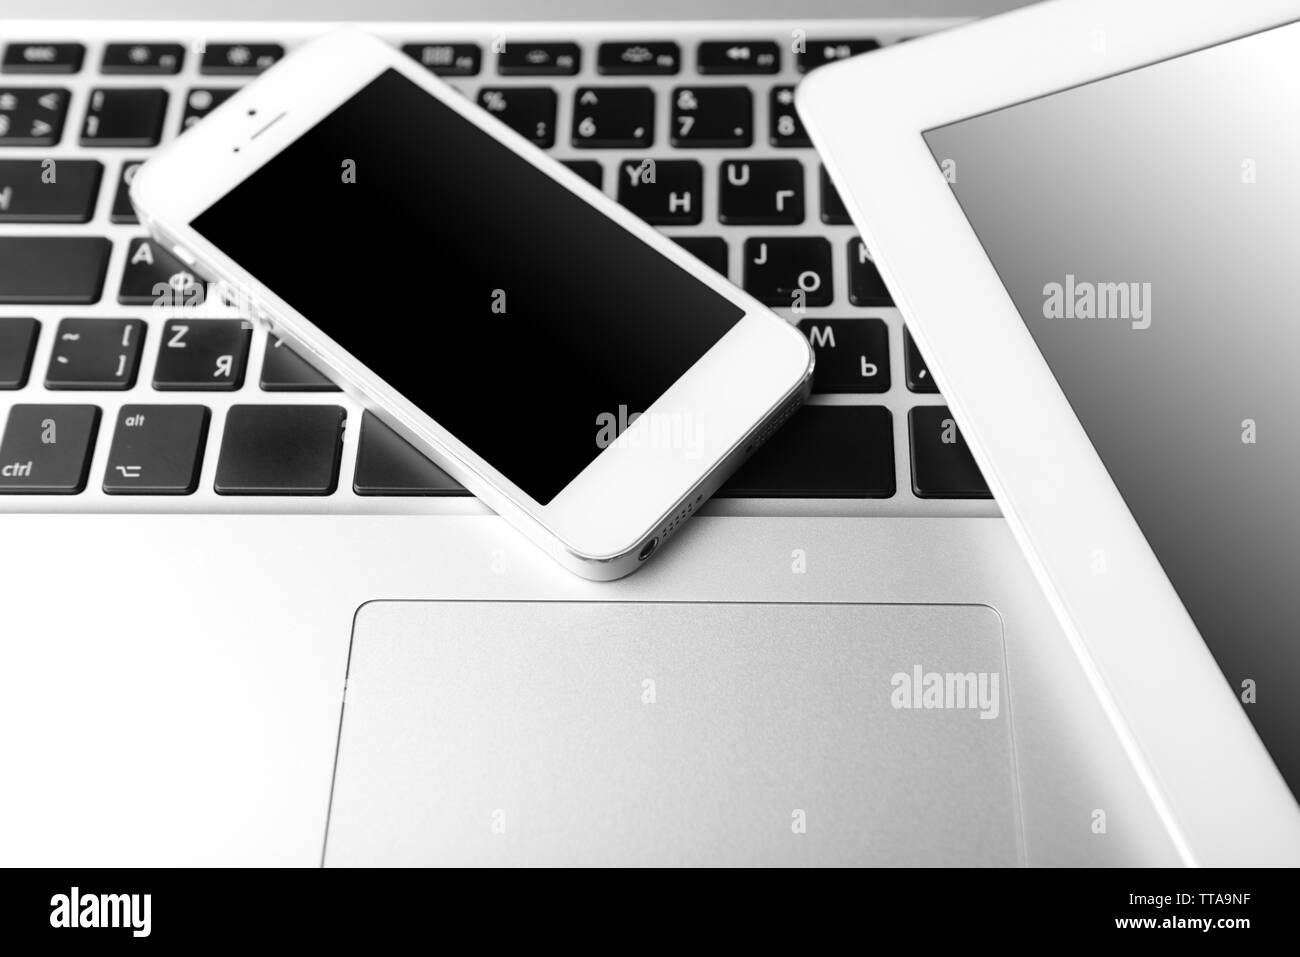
[798,0,1300,865]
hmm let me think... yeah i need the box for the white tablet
[798,0,1300,866]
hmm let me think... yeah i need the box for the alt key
[103,404,209,495]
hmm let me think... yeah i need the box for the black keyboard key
[904,328,939,394]
[497,41,580,76]
[81,88,167,147]
[0,317,39,389]
[769,86,809,148]
[354,411,468,496]
[562,160,602,190]
[797,318,889,393]
[0,404,99,493]
[179,87,236,133]
[46,317,144,390]
[572,87,653,148]
[153,318,252,391]
[848,238,893,307]
[260,337,339,392]
[0,236,110,304]
[798,39,880,72]
[617,159,702,225]
[909,406,990,499]
[820,165,851,225]
[674,237,727,277]
[718,159,803,225]
[719,405,894,498]
[670,86,751,148]
[743,238,832,308]
[215,404,345,495]
[697,41,779,75]
[101,43,184,75]
[401,43,480,77]
[477,87,556,147]
[0,159,101,223]
[201,43,283,76]
[110,160,144,223]
[119,236,206,307]
[597,41,680,76]
[0,87,69,146]
[2,43,84,75]
[103,404,209,495]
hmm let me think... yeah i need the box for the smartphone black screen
[192,67,743,504]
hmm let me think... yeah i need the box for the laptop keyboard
[0,24,993,513]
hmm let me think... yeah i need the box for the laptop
[0,0,1177,865]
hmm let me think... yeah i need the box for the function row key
[200,43,283,76]
[102,43,185,75]
[597,41,680,76]
[797,38,880,72]
[697,41,779,74]
[402,43,482,77]
[1,43,84,75]
[497,42,580,76]
[409,39,776,77]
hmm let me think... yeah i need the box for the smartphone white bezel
[131,28,813,579]
[797,0,1300,863]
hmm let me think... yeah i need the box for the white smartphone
[130,29,813,581]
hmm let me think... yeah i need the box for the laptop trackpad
[326,601,1020,865]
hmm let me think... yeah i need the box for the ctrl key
[0,404,100,493]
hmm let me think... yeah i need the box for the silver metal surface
[329,600,1021,866]
[0,513,1179,865]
